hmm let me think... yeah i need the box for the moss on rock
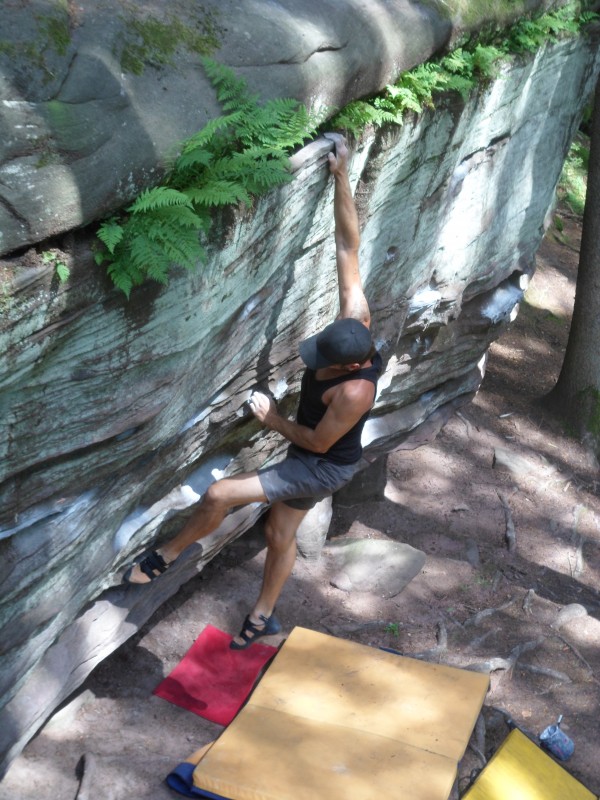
[117,7,222,75]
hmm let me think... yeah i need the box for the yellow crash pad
[191,626,489,800]
[462,728,596,800]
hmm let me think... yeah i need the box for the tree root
[522,588,535,613]
[467,628,500,650]
[464,596,516,627]
[569,504,586,578]
[470,637,544,674]
[518,663,571,683]
[554,633,600,686]
[468,712,487,766]
[497,491,516,552]
[411,621,448,661]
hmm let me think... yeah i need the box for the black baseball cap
[299,318,373,369]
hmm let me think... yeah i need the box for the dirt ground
[2,207,599,799]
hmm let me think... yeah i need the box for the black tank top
[296,351,382,465]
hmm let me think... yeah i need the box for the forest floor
[2,205,599,799]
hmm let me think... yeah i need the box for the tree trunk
[546,75,600,458]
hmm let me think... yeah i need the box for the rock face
[0,0,568,257]
[0,0,599,777]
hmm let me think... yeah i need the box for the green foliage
[42,250,70,284]
[330,3,597,134]
[330,100,396,135]
[97,2,597,296]
[502,3,581,52]
[558,134,589,216]
[96,58,317,296]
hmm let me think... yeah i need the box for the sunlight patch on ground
[491,335,553,360]
[523,264,575,318]
[338,591,388,617]
[2,756,79,796]
[518,535,582,579]
[418,558,475,595]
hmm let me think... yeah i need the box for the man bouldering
[123,133,382,649]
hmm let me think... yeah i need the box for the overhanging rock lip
[0,0,577,257]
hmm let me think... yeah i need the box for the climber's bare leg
[231,501,308,646]
[124,473,267,584]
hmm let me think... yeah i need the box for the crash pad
[462,728,596,800]
[153,624,277,725]
[172,626,489,800]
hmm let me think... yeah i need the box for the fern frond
[184,179,252,207]
[180,113,243,154]
[97,219,124,254]
[372,95,402,124]
[128,187,193,213]
[580,12,600,24]
[146,224,204,270]
[472,44,503,77]
[240,158,294,192]
[245,98,315,149]
[386,85,424,114]
[171,147,213,174]
[331,100,390,134]
[146,205,209,228]
[107,260,134,298]
[94,248,107,266]
[441,48,474,75]
[56,262,70,283]
[233,146,288,164]
[506,20,546,52]
[106,250,146,297]
[199,56,258,112]
[444,74,476,99]
[402,64,446,100]
[545,15,579,38]
[129,233,172,278]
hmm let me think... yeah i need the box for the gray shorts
[257,446,360,510]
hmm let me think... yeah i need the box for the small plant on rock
[41,250,70,284]
[384,622,401,637]
[96,58,317,297]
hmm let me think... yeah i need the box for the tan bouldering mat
[190,626,489,800]
[193,705,458,800]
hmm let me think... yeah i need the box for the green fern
[99,3,597,295]
[386,84,424,114]
[97,58,317,295]
[128,187,195,213]
[331,99,399,135]
[200,56,258,113]
[330,3,597,134]
[183,179,252,207]
[471,44,504,78]
[97,219,124,254]
[41,249,70,284]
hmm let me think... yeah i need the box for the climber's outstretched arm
[324,133,370,328]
